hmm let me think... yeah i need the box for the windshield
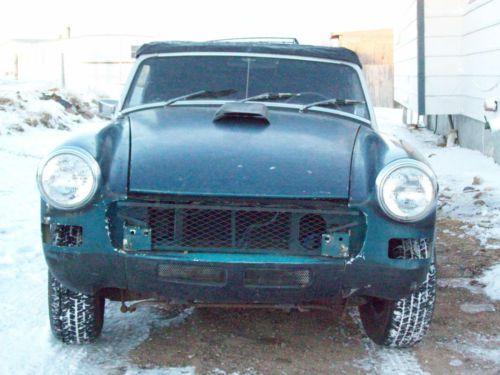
[124,55,369,119]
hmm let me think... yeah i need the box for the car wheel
[358,239,436,348]
[48,272,105,344]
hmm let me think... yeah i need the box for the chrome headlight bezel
[376,159,437,222]
[37,147,101,210]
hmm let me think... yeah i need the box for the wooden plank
[364,64,395,107]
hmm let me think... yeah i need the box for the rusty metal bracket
[123,225,152,251]
[321,231,350,257]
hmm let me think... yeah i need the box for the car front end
[39,42,438,346]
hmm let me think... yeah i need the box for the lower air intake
[244,269,311,288]
[388,239,432,260]
[158,264,226,284]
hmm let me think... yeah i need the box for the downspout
[417,0,426,118]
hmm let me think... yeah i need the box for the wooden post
[61,53,66,88]
[15,54,19,80]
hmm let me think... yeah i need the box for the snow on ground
[0,80,99,134]
[349,310,429,375]
[0,81,194,375]
[479,266,500,300]
[0,82,498,374]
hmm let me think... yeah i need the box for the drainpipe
[417,0,426,120]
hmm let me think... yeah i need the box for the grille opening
[151,208,293,250]
[149,208,174,244]
[113,199,363,254]
[235,211,290,250]
[158,264,226,284]
[184,209,232,247]
[42,224,83,247]
[244,268,311,287]
[388,239,431,260]
[299,214,327,250]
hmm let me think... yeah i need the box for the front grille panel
[150,208,300,251]
[149,208,175,244]
[115,198,362,254]
[299,214,327,251]
[235,211,290,250]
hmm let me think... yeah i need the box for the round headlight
[376,160,437,222]
[37,148,100,210]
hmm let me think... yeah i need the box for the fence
[0,36,151,97]
[363,64,394,107]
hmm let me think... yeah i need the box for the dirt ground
[129,218,500,375]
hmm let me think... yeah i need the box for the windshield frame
[118,52,376,127]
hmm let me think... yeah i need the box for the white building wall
[394,0,419,112]
[424,0,463,115]
[394,0,500,161]
[461,0,500,122]
[424,0,500,122]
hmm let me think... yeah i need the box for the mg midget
[38,40,438,347]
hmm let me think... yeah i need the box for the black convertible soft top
[135,41,362,68]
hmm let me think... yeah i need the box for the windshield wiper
[164,89,237,107]
[300,98,365,113]
[239,92,301,103]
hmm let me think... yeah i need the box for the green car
[38,41,437,347]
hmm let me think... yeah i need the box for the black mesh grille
[299,214,326,250]
[235,211,290,250]
[244,268,311,287]
[149,208,175,243]
[115,198,361,254]
[150,208,300,251]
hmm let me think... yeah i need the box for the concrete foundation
[400,108,500,164]
[425,114,494,158]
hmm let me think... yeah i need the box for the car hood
[128,106,362,198]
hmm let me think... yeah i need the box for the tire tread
[48,272,104,344]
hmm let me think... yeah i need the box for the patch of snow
[349,309,429,375]
[449,358,463,367]
[125,367,196,375]
[465,346,500,366]
[446,332,500,367]
[0,80,100,134]
[437,278,484,295]
[490,116,500,133]
[0,83,194,375]
[478,265,500,301]
[460,303,496,314]
[209,369,259,375]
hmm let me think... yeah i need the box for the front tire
[48,272,105,344]
[358,240,436,348]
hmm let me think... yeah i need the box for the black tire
[48,272,105,344]
[358,239,436,348]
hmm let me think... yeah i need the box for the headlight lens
[37,148,100,210]
[376,160,437,222]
